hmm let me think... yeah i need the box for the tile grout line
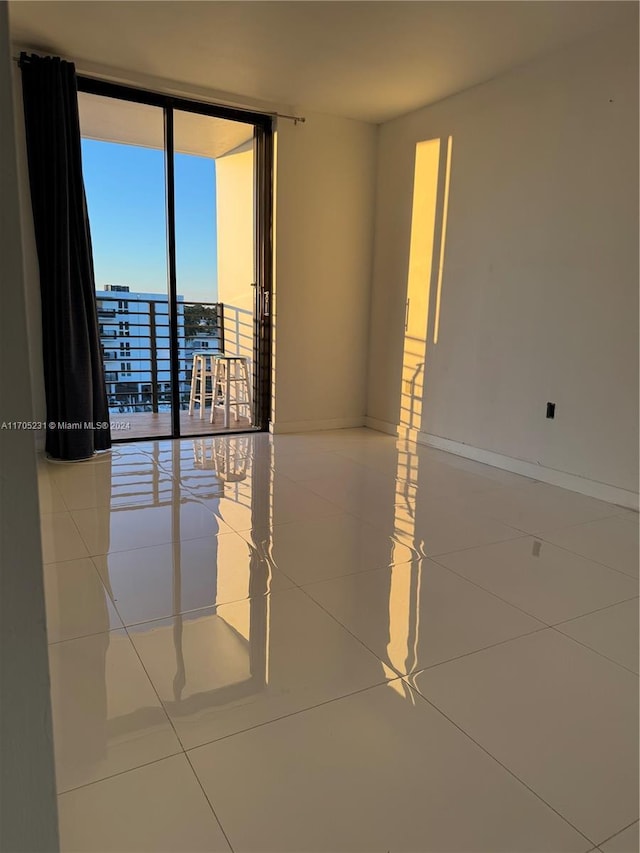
[535,508,639,534]
[64,504,94,560]
[47,626,123,647]
[184,677,403,753]
[100,582,297,633]
[87,551,132,631]
[120,622,236,850]
[85,553,123,616]
[262,469,376,521]
[403,625,550,677]
[56,751,185,797]
[292,576,410,674]
[427,554,639,675]
[410,477,627,538]
[473,510,626,540]
[551,594,640,629]
[522,509,634,538]
[287,557,416,591]
[532,532,639,582]
[406,612,638,680]
[423,530,530,560]
[184,750,236,853]
[595,818,639,849]
[59,524,240,562]
[336,503,529,550]
[51,552,553,673]
[238,516,424,563]
[404,681,597,850]
[547,622,640,677]
[294,564,550,681]
[423,510,637,567]
[429,550,638,640]
[435,493,629,538]
[427,553,556,627]
[49,550,420,640]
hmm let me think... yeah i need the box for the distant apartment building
[96,285,222,413]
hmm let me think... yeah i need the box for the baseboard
[363,416,398,436]
[269,416,365,435]
[364,418,422,443]
[418,432,639,511]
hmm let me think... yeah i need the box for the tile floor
[37,429,639,852]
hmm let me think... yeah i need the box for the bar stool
[211,355,252,428]
[188,353,216,419]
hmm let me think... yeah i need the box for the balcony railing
[97,296,226,415]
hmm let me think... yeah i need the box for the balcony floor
[110,408,254,440]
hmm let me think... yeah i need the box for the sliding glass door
[173,110,259,434]
[80,94,174,438]
[78,82,272,441]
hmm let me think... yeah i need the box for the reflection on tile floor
[38,429,638,852]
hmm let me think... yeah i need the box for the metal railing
[96,295,225,415]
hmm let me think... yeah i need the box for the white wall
[367,20,639,499]
[216,140,255,315]
[12,65,45,431]
[215,141,256,385]
[272,112,377,431]
[0,6,59,849]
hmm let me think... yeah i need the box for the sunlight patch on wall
[398,138,440,437]
[434,135,453,345]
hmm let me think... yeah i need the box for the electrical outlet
[546,402,556,419]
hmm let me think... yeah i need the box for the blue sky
[82,139,218,302]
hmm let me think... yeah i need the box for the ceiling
[9,1,635,124]
[78,93,254,158]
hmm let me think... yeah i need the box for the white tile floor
[37,429,638,853]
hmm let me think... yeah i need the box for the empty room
[0,2,638,852]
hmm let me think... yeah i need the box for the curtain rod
[14,52,306,124]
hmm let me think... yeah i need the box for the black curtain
[20,53,111,460]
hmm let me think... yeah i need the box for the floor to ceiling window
[78,82,273,441]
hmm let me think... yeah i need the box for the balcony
[97,295,255,437]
